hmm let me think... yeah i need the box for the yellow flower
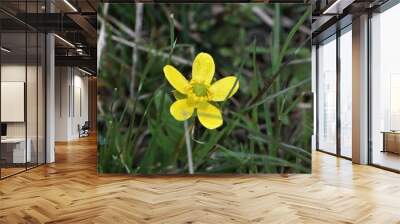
[163,52,239,129]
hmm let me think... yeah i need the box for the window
[317,35,337,154]
[370,3,400,171]
[339,27,352,158]
[0,1,46,179]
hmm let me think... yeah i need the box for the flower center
[192,83,208,97]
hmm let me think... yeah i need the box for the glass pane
[371,5,400,171]
[0,1,46,178]
[38,32,45,165]
[26,0,39,169]
[27,30,38,169]
[1,30,27,177]
[340,29,352,158]
[318,37,337,154]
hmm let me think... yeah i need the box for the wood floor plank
[0,135,400,223]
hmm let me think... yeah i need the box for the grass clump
[98,3,312,174]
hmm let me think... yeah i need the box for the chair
[78,121,90,138]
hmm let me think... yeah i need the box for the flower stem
[184,120,194,174]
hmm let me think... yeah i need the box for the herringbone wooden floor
[1,135,400,224]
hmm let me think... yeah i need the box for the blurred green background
[97,3,312,174]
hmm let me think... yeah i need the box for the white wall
[72,73,89,138]
[55,67,69,141]
[55,67,89,141]
[1,65,26,140]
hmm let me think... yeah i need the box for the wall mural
[97,3,312,174]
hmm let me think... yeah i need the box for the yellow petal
[163,65,189,94]
[170,99,194,121]
[197,102,223,129]
[209,76,239,101]
[191,52,215,85]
